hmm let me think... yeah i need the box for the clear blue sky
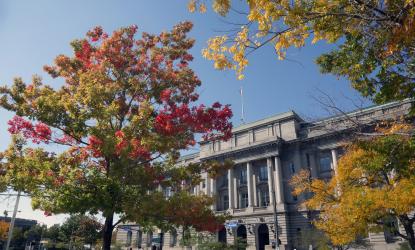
[0,0,369,226]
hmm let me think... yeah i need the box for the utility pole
[5,191,21,250]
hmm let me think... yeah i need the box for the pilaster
[253,170,258,207]
[267,158,274,206]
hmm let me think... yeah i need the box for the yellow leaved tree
[291,123,415,249]
[0,221,9,241]
[189,0,415,104]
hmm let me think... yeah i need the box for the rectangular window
[259,166,268,181]
[223,194,229,210]
[240,169,247,184]
[319,156,332,172]
[290,163,295,173]
[260,189,269,207]
[241,192,248,208]
[219,175,228,188]
[202,179,206,188]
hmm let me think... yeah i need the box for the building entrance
[257,224,269,250]
[236,225,247,249]
[218,227,227,243]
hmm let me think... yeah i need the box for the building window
[290,163,295,173]
[164,187,172,199]
[126,230,132,246]
[170,229,177,246]
[202,179,206,188]
[240,169,247,184]
[136,230,142,247]
[223,194,229,210]
[147,232,153,247]
[319,156,332,172]
[219,175,228,188]
[306,153,310,167]
[240,192,248,208]
[259,166,268,181]
[259,188,269,207]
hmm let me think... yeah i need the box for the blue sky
[0,0,369,226]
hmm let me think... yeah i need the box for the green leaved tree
[0,22,232,249]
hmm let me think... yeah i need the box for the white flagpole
[240,86,245,124]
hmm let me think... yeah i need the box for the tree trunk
[103,212,114,250]
[399,215,415,250]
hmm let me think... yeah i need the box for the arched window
[126,230,132,246]
[136,230,142,248]
[146,231,153,247]
[170,229,177,247]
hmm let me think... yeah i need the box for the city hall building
[116,99,412,250]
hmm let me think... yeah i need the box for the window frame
[319,155,332,172]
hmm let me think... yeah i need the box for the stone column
[331,148,341,195]
[233,172,238,208]
[181,180,186,191]
[253,170,258,207]
[267,158,275,206]
[206,176,211,196]
[228,168,235,209]
[210,177,216,210]
[331,148,338,175]
[195,184,200,195]
[274,156,284,204]
[247,162,254,207]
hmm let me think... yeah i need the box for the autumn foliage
[0,221,9,241]
[0,22,232,249]
[189,0,415,104]
[291,123,415,248]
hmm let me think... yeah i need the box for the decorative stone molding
[247,224,255,235]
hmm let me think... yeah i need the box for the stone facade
[115,99,413,250]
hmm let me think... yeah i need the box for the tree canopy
[189,0,415,104]
[291,123,415,249]
[0,21,233,249]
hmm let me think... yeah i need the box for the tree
[291,123,415,249]
[188,0,415,104]
[0,22,233,249]
[10,227,26,249]
[45,224,65,247]
[0,221,9,242]
[60,214,102,247]
[24,224,47,245]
